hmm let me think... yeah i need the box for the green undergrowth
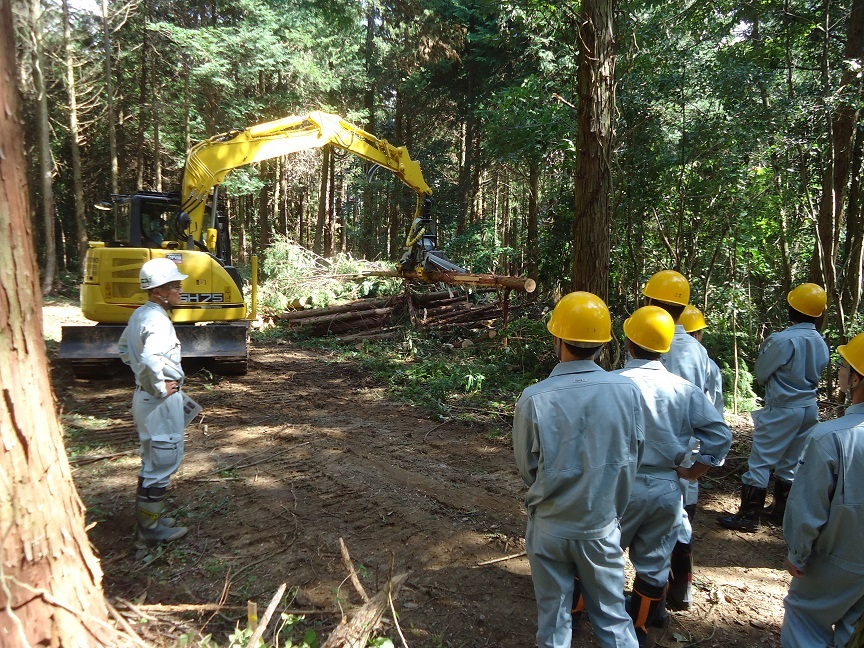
[256,316,555,436]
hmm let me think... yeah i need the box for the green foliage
[291,313,552,427]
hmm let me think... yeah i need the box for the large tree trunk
[31,0,56,295]
[62,0,88,273]
[1,1,118,642]
[571,0,616,301]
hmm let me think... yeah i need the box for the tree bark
[1,1,118,641]
[30,0,56,294]
[61,0,88,272]
[571,0,615,301]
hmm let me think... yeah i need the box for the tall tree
[572,0,615,299]
[30,0,57,294]
[1,0,118,641]
[61,0,88,272]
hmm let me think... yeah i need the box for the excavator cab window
[122,192,181,248]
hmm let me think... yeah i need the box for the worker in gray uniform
[718,283,829,533]
[513,291,644,648]
[119,257,198,545]
[781,332,864,648]
[680,305,724,414]
[641,270,713,612]
[616,306,732,646]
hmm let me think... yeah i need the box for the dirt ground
[44,300,792,648]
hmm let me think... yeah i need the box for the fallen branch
[475,551,526,567]
[321,572,409,648]
[246,583,287,648]
[339,538,370,603]
[69,449,138,465]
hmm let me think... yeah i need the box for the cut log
[280,297,399,321]
[335,330,401,343]
[288,306,395,327]
[321,572,408,648]
[371,270,536,293]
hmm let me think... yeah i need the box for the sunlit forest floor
[46,299,786,647]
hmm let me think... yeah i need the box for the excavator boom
[180,111,431,246]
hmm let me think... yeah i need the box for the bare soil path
[46,300,789,647]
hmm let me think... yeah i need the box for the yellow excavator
[58,111,463,377]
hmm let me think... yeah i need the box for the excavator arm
[178,111,432,249]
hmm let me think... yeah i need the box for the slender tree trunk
[102,0,118,194]
[62,0,88,272]
[327,148,336,257]
[527,161,539,282]
[30,0,56,294]
[314,145,330,256]
[152,78,162,191]
[135,13,147,189]
[571,0,615,300]
[1,2,118,641]
[841,126,864,323]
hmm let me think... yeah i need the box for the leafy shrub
[255,235,403,314]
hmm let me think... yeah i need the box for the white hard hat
[140,258,187,290]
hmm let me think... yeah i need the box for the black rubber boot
[667,541,693,611]
[716,484,767,533]
[764,479,792,525]
[136,485,187,546]
[628,576,665,647]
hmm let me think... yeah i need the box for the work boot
[667,541,693,611]
[628,576,665,647]
[138,477,175,527]
[716,484,767,533]
[764,479,792,525]
[136,487,187,546]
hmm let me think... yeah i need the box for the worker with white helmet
[119,257,197,545]
[615,306,731,646]
[718,282,829,533]
[512,292,644,648]
[781,332,864,648]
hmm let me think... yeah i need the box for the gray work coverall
[616,360,732,587]
[781,402,864,648]
[119,300,186,489]
[663,327,715,537]
[513,359,645,648]
[744,323,829,487]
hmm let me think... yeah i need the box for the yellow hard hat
[547,291,612,344]
[680,305,708,333]
[838,333,864,376]
[623,306,676,354]
[787,283,827,317]
[642,270,690,306]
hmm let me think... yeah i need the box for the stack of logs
[278,289,532,344]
